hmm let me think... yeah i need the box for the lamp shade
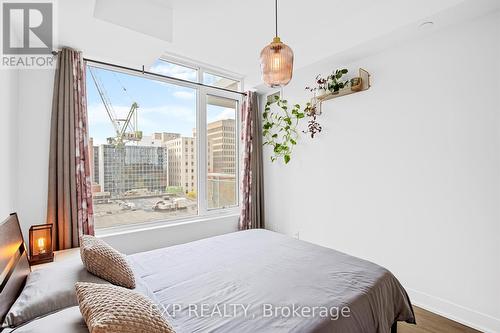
[29,223,54,265]
[260,37,294,87]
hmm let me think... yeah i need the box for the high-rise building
[97,144,168,197]
[92,122,234,201]
[142,132,197,194]
[206,119,237,209]
[207,119,236,174]
[163,137,197,194]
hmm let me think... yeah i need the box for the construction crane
[89,67,142,146]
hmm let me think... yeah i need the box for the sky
[87,60,236,145]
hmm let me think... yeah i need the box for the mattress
[129,229,415,333]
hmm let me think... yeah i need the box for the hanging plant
[305,68,349,96]
[263,68,351,164]
[305,74,328,96]
[303,68,349,136]
[303,102,322,138]
[263,95,305,164]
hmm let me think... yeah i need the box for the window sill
[95,209,240,238]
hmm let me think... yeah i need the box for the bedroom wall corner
[16,68,55,238]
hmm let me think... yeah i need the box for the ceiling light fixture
[260,0,294,87]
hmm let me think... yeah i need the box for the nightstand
[30,248,81,271]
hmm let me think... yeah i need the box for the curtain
[239,91,265,230]
[46,48,94,250]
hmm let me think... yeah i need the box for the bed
[0,214,416,332]
[0,214,30,328]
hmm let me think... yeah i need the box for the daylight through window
[87,59,241,229]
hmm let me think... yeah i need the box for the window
[150,59,197,82]
[206,95,238,209]
[87,58,241,230]
[203,72,240,91]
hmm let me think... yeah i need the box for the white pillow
[2,251,108,328]
[6,306,88,333]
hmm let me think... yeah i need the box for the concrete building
[92,145,99,185]
[89,138,99,185]
[163,137,197,194]
[207,119,236,174]
[206,119,237,208]
[154,132,181,143]
[137,132,181,147]
[139,132,197,194]
[91,121,234,200]
[97,144,168,197]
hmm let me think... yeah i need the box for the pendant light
[260,0,294,87]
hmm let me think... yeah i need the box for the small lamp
[29,224,54,265]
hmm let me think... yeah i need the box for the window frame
[158,54,244,92]
[87,56,243,232]
[202,71,241,91]
[202,90,241,213]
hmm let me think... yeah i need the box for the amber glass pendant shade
[260,36,294,87]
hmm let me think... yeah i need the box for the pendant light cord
[275,0,278,37]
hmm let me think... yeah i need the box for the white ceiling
[93,0,173,42]
[55,0,500,89]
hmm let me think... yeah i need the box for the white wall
[16,69,54,237]
[0,69,19,220]
[263,12,500,332]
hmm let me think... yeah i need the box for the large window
[87,58,241,229]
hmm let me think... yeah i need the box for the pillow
[75,282,175,333]
[8,306,88,333]
[2,250,107,328]
[80,235,135,289]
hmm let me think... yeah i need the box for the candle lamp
[29,224,54,265]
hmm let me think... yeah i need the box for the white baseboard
[407,288,500,333]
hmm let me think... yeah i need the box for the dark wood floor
[398,306,482,333]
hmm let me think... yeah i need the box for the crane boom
[89,67,141,146]
[89,67,120,136]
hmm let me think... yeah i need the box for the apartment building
[207,119,236,175]
[163,137,197,194]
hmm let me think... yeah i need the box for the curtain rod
[51,51,247,96]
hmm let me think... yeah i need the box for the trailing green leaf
[263,97,303,164]
[262,68,349,164]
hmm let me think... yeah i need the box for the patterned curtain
[46,48,94,250]
[239,91,265,230]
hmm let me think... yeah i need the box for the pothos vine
[263,68,350,164]
[262,95,304,164]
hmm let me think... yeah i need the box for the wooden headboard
[0,213,30,323]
